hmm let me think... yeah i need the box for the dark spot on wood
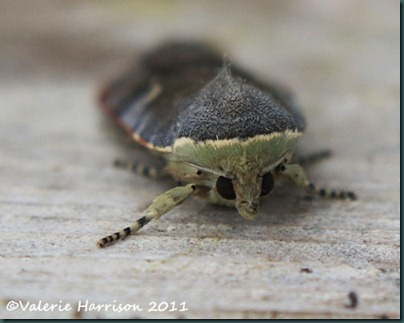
[345,291,358,309]
[300,267,313,273]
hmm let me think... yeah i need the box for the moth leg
[296,149,331,166]
[113,158,166,179]
[97,183,197,248]
[279,164,357,200]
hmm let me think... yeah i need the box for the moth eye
[216,176,236,200]
[260,172,275,197]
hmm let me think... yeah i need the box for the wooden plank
[0,0,399,319]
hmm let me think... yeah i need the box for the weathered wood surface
[0,0,399,319]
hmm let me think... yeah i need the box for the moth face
[215,171,275,220]
[173,134,297,219]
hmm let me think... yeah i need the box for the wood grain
[0,0,399,319]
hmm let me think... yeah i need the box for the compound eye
[260,172,275,197]
[216,176,236,200]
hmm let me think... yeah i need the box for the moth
[97,41,356,248]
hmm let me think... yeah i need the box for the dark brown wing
[98,41,305,149]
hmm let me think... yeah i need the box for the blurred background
[0,0,399,319]
[1,1,398,86]
[1,0,399,152]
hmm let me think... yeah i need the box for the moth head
[172,131,301,219]
[182,150,287,220]
[215,169,275,220]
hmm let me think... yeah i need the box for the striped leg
[114,158,165,179]
[305,182,357,200]
[279,163,357,200]
[97,184,197,248]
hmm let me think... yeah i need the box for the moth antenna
[296,149,332,166]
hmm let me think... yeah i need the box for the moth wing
[98,41,306,151]
[231,66,306,132]
[97,42,224,151]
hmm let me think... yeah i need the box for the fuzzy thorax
[171,130,301,172]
